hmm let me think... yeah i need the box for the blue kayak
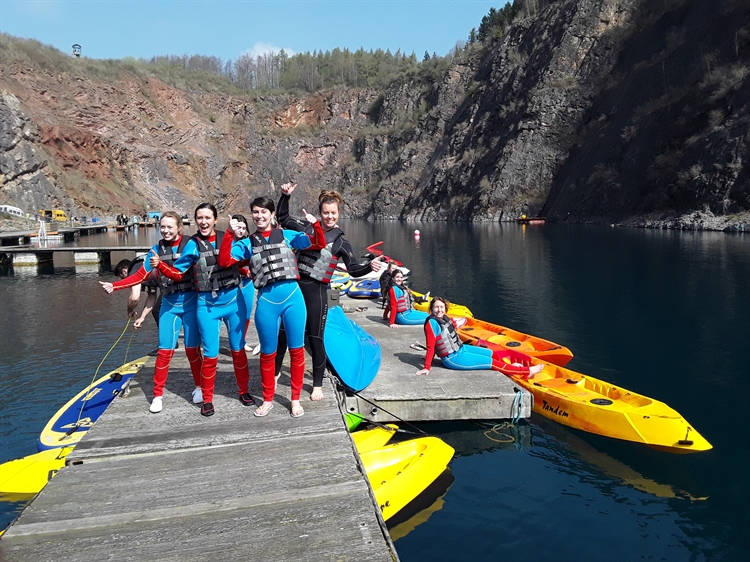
[37,357,148,451]
[348,278,381,299]
[324,306,381,392]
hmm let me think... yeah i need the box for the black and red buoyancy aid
[296,227,343,283]
[157,236,194,294]
[191,231,240,295]
[430,315,463,357]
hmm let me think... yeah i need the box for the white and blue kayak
[348,279,381,299]
[37,357,148,451]
[324,306,381,392]
[331,271,353,295]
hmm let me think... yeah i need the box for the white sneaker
[149,396,163,413]
[192,387,203,404]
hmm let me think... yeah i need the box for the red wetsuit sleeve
[156,260,185,281]
[218,230,240,268]
[423,321,438,370]
[111,266,149,291]
[388,286,399,326]
[308,220,326,251]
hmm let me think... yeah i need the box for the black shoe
[201,402,215,417]
[239,393,255,406]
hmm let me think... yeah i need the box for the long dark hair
[232,214,249,238]
[194,202,217,219]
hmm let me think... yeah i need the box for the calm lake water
[1,222,748,561]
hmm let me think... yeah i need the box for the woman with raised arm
[275,183,384,400]
[150,203,253,417]
[387,269,429,328]
[99,211,203,413]
[218,196,326,418]
[416,297,544,377]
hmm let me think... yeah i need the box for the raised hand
[302,208,317,224]
[280,182,297,195]
[370,255,386,272]
[228,214,239,232]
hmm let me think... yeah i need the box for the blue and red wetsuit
[111,236,203,399]
[423,315,494,371]
[156,231,250,408]
[388,284,429,326]
[219,223,325,403]
[423,314,539,377]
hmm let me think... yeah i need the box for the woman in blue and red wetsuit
[219,195,325,418]
[416,297,543,378]
[227,214,256,348]
[275,184,384,400]
[150,203,252,417]
[99,211,203,413]
[387,269,429,328]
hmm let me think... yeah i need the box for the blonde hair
[319,190,343,212]
[160,211,184,235]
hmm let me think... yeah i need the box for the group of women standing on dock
[100,185,382,418]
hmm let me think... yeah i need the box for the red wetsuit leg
[230,349,250,395]
[289,347,306,401]
[260,352,277,402]
[201,356,219,403]
[185,346,203,387]
[153,349,175,397]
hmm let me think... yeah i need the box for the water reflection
[0,222,747,560]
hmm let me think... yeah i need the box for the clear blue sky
[1,1,502,62]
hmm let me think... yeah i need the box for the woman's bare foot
[310,386,324,401]
[291,400,304,418]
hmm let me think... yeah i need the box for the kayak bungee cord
[62,319,134,440]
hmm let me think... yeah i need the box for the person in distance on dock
[274,184,385,401]
[150,203,253,417]
[387,269,429,328]
[415,297,544,377]
[100,212,204,414]
[218,195,326,418]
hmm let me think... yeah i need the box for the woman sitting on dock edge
[416,297,544,378]
[387,269,429,328]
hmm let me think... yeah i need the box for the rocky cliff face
[0,0,748,229]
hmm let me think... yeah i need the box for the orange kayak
[456,317,574,367]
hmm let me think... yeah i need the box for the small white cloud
[242,42,296,58]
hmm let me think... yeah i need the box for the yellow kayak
[351,424,398,453]
[411,290,474,318]
[358,436,455,521]
[508,356,712,453]
[0,447,73,495]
